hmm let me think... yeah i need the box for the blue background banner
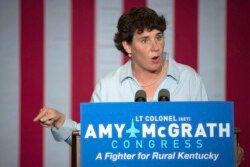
[80,102,234,167]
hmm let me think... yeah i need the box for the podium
[72,102,238,167]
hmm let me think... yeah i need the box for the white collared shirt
[91,52,208,102]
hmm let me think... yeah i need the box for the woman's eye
[141,39,147,43]
[156,35,163,41]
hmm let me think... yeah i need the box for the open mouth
[152,56,160,63]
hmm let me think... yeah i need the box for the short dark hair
[114,7,167,55]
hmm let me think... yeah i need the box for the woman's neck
[132,61,166,87]
[132,60,168,101]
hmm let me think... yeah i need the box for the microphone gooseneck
[135,90,147,102]
[158,89,170,101]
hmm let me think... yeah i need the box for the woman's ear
[122,41,131,55]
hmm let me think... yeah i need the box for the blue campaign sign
[80,102,234,167]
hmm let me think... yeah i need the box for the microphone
[158,89,170,101]
[135,90,147,102]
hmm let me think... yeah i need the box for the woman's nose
[150,39,160,51]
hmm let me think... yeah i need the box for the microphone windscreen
[158,89,170,101]
[135,90,147,102]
